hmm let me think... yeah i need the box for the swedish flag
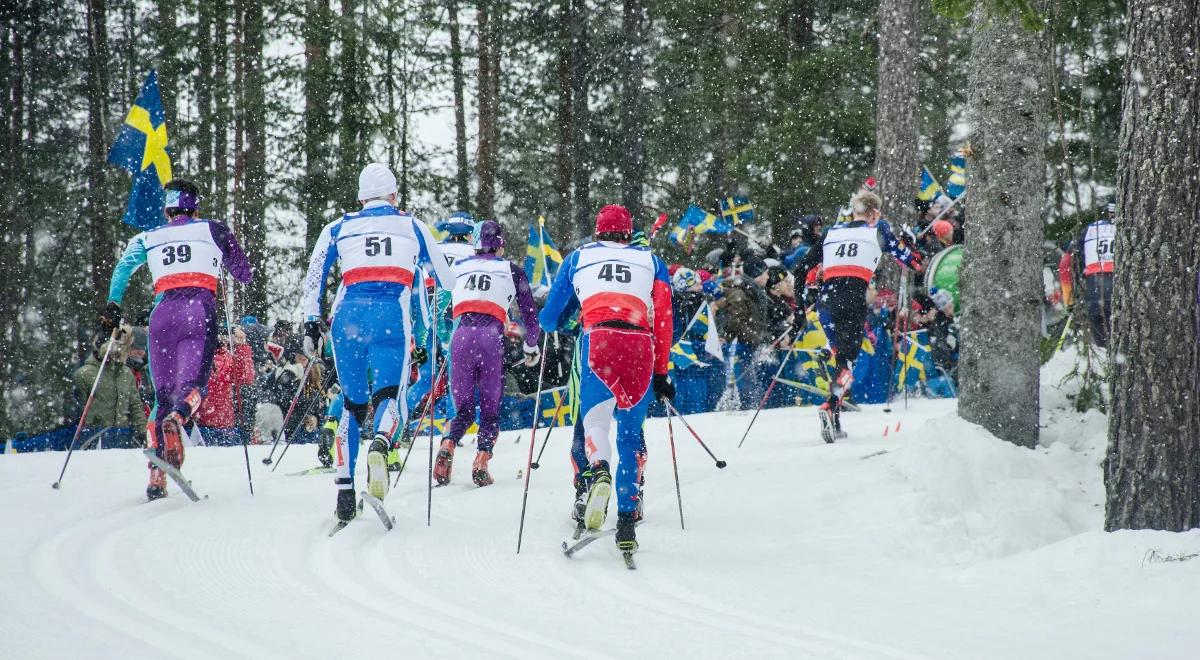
[107,71,173,231]
[896,330,935,388]
[947,149,967,198]
[524,216,563,288]
[670,340,703,371]
[540,386,573,426]
[918,166,943,202]
[719,196,755,225]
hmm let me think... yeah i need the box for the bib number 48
[597,263,632,283]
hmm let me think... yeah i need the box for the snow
[3,390,1198,658]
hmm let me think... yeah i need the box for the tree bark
[956,4,1049,448]
[553,0,573,227]
[1103,0,1200,531]
[86,0,112,308]
[476,0,498,220]
[569,0,590,236]
[155,0,180,133]
[239,0,268,318]
[337,0,363,211]
[303,0,333,247]
[196,0,214,192]
[214,0,230,219]
[447,0,471,212]
[873,0,919,228]
[620,0,647,222]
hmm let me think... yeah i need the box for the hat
[438,211,476,237]
[164,187,199,213]
[930,287,954,311]
[931,219,954,241]
[595,204,633,235]
[357,162,398,201]
[765,266,789,291]
[672,267,700,292]
[742,257,768,279]
[474,220,505,252]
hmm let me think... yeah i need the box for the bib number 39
[597,263,632,283]
[162,244,192,265]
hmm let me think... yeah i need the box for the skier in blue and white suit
[301,163,453,522]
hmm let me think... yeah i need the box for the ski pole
[737,347,793,449]
[262,349,322,465]
[884,273,909,413]
[516,332,552,554]
[665,401,727,468]
[393,358,448,487]
[530,391,567,470]
[52,327,120,490]
[665,403,685,530]
[220,277,253,495]
[269,367,335,473]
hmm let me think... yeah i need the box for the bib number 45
[597,263,632,283]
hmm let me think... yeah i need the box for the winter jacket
[672,290,707,344]
[195,344,255,429]
[73,354,147,430]
[764,292,797,341]
[716,276,768,346]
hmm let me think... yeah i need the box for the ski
[562,528,615,557]
[142,449,204,502]
[571,521,586,540]
[818,409,836,444]
[622,551,637,570]
[360,491,396,531]
[287,466,336,477]
[327,499,365,537]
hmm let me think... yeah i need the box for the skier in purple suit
[101,178,253,500]
[433,220,541,487]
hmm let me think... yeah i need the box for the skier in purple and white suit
[433,220,541,487]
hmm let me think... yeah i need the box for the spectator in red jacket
[195,326,255,446]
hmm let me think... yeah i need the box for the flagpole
[538,216,551,287]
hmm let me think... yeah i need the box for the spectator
[71,328,146,449]
[670,268,716,414]
[714,257,769,407]
[194,325,256,446]
[763,266,797,341]
[908,289,959,383]
[781,214,823,269]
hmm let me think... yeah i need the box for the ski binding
[143,449,205,502]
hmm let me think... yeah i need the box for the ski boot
[583,461,612,531]
[160,411,186,469]
[471,451,494,487]
[433,438,456,486]
[387,438,404,472]
[818,402,837,444]
[366,437,390,500]
[616,511,638,553]
[335,479,357,522]
[146,466,168,501]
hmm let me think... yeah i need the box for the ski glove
[99,301,122,331]
[412,346,429,366]
[522,342,541,367]
[303,320,324,356]
[652,374,676,401]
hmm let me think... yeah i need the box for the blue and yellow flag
[719,196,755,225]
[668,204,711,243]
[895,330,935,388]
[670,340,703,371]
[917,166,943,202]
[107,71,173,231]
[525,216,563,288]
[539,386,573,427]
[947,149,967,199]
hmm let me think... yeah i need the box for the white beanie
[357,162,397,201]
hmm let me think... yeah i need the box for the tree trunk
[1103,0,1200,531]
[196,0,214,191]
[239,0,268,318]
[214,0,230,219]
[476,0,497,220]
[447,0,470,212]
[619,0,647,222]
[553,0,573,227]
[86,0,112,308]
[303,0,333,247]
[873,0,919,228]
[337,0,363,211]
[155,0,180,134]
[569,0,590,236]
[956,4,1048,448]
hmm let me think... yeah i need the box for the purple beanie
[474,220,505,253]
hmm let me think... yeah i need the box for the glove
[522,342,541,367]
[411,345,428,366]
[303,320,324,356]
[652,373,676,401]
[99,301,122,331]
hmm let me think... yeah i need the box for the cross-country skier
[793,190,922,442]
[539,205,674,556]
[100,178,253,500]
[433,220,541,487]
[301,163,452,522]
[436,213,478,269]
[1071,200,1116,347]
